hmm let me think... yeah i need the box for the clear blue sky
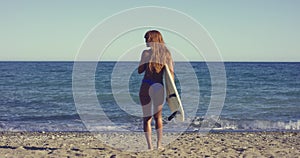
[0,0,299,61]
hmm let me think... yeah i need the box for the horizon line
[0,60,299,63]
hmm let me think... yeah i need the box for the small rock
[110,154,117,158]
[71,147,80,151]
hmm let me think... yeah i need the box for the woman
[138,30,174,150]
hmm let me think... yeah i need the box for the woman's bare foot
[157,146,165,151]
[148,145,153,150]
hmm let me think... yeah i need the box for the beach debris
[190,117,222,128]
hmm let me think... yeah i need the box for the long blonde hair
[144,30,172,73]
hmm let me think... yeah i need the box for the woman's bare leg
[143,116,153,150]
[142,103,153,150]
[154,105,163,149]
[150,83,164,149]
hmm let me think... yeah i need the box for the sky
[0,0,299,61]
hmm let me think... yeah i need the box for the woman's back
[143,63,164,84]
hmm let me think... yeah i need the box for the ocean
[0,62,299,132]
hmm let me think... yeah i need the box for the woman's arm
[138,50,150,74]
[138,64,146,74]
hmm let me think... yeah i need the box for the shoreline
[0,131,299,157]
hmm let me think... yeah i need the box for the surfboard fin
[168,93,177,98]
[168,111,179,121]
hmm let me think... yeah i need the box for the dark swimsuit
[142,79,163,86]
[139,65,165,106]
[139,79,164,106]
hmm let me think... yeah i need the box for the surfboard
[164,64,185,122]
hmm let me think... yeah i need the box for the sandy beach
[0,131,299,157]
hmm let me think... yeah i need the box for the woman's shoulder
[143,49,151,56]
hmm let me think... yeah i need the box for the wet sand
[0,131,299,157]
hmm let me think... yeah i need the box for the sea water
[0,62,299,132]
